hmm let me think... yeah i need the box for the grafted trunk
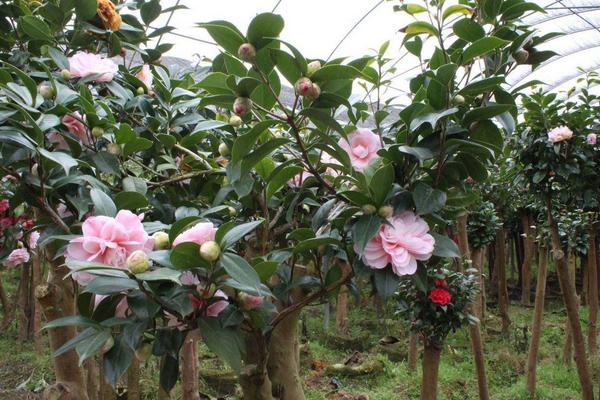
[36,257,89,400]
[407,332,418,371]
[546,197,593,400]
[457,214,490,400]
[0,273,8,317]
[31,251,42,352]
[335,285,348,335]
[240,331,272,400]
[127,358,141,400]
[495,228,511,333]
[268,310,304,400]
[420,343,442,400]
[471,247,485,320]
[521,213,534,306]
[85,360,99,400]
[181,331,200,400]
[588,226,598,355]
[19,262,31,342]
[526,246,548,396]
[562,250,578,365]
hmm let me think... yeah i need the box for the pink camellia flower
[338,128,382,171]
[172,222,217,248]
[94,294,129,318]
[358,211,435,276]
[321,152,341,178]
[28,231,40,249]
[136,65,153,89]
[547,126,573,144]
[68,52,118,82]
[62,112,90,145]
[47,131,70,150]
[288,171,313,187]
[57,203,73,219]
[239,292,264,310]
[587,133,597,145]
[0,217,13,227]
[65,210,154,283]
[0,199,9,214]
[4,248,30,268]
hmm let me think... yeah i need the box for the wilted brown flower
[97,0,121,31]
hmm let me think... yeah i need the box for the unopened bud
[91,126,104,138]
[306,82,321,101]
[227,206,237,217]
[136,86,145,95]
[127,250,149,274]
[233,97,251,116]
[378,205,393,218]
[38,83,55,100]
[120,47,127,57]
[107,143,121,155]
[452,94,465,105]
[238,292,264,310]
[306,60,322,77]
[295,77,313,96]
[362,204,377,215]
[199,241,220,262]
[229,115,242,127]
[152,231,170,250]
[60,69,71,80]
[514,49,529,64]
[218,143,230,157]
[237,43,256,63]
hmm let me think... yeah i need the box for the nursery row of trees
[1,0,598,399]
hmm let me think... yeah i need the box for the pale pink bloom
[321,152,341,177]
[358,211,435,276]
[94,294,129,318]
[65,210,154,283]
[547,126,573,144]
[587,133,597,145]
[4,248,30,268]
[47,131,69,150]
[239,292,264,310]
[136,65,153,88]
[28,231,40,249]
[172,222,216,247]
[0,199,9,214]
[287,171,313,187]
[57,203,73,219]
[62,112,90,145]
[338,128,382,171]
[68,52,118,82]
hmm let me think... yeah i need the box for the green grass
[0,293,589,399]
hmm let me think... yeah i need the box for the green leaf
[373,268,399,298]
[169,217,202,243]
[247,12,284,48]
[369,164,394,205]
[39,149,78,175]
[42,46,70,70]
[443,4,472,20]
[452,19,484,42]
[459,76,505,95]
[135,268,181,283]
[115,191,148,210]
[293,237,341,254]
[310,65,363,82]
[198,318,245,372]
[44,315,99,330]
[85,277,139,295]
[90,188,117,217]
[431,232,460,258]
[231,120,279,163]
[92,151,120,175]
[300,108,345,136]
[75,0,97,20]
[20,16,53,41]
[198,72,233,95]
[353,214,383,255]
[170,242,202,270]
[219,220,264,249]
[198,21,245,55]
[141,0,161,25]
[219,253,262,293]
[401,21,439,37]
[457,153,488,182]
[463,104,514,125]
[122,176,148,194]
[103,335,134,386]
[123,138,153,157]
[254,261,279,283]
[412,183,446,215]
[76,329,111,365]
[461,37,509,64]
[265,165,304,200]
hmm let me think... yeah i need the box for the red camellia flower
[434,279,447,288]
[429,288,451,305]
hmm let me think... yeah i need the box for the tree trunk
[472,247,485,320]
[85,360,99,400]
[335,285,348,335]
[407,332,418,371]
[268,310,304,400]
[420,343,442,400]
[37,256,89,400]
[0,272,8,317]
[240,331,273,400]
[495,228,511,333]
[181,331,200,400]
[588,226,598,355]
[31,251,43,352]
[127,358,141,400]
[546,196,594,400]
[562,250,578,365]
[19,262,31,342]
[457,214,490,400]
[526,246,548,396]
[158,356,171,400]
[521,213,533,306]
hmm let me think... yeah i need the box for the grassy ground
[0,286,590,399]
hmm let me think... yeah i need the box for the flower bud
[152,231,170,250]
[126,250,150,274]
[237,43,256,63]
[91,126,104,138]
[199,241,220,262]
[233,97,251,116]
[362,204,377,215]
[107,143,121,155]
[238,292,264,310]
[306,82,321,101]
[295,77,313,96]
[514,49,529,64]
[378,205,393,219]
[229,115,242,127]
[60,69,71,80]
[218,143,230,157]
[465,176,474,185]
[227,206,237,217]
[136,87,145,95]
[38,83,55,100]
[452,94,465,105]
[306,60,322,77]
[120,47,127,57]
